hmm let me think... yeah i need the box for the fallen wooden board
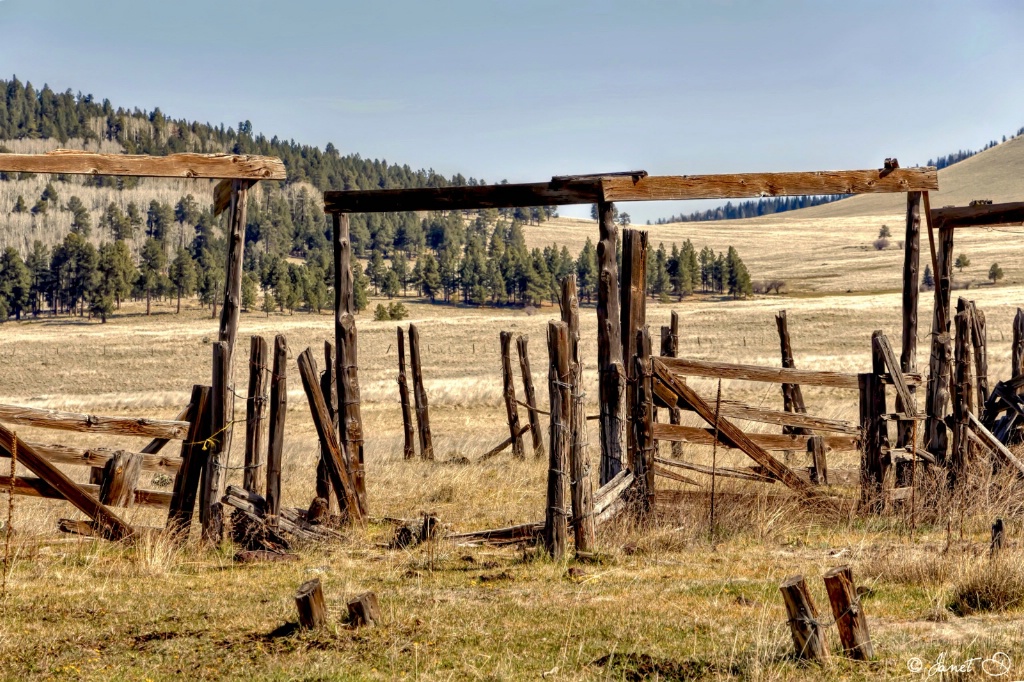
[651,422,858,450]
[652,359,819,501]
[874,333,917,417]
[658,357,921,389]
[0,150,286,180]
[967,412,1024,477]
[0,403,189,440]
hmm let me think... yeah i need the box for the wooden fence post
[926,225,955,462]
[951,302,973,483]
[596,200,624,484]
[397,327,416,460]
[317,342,336,511]
[1013,308,1024,386]
[633,328,655,518]
[968,302,988,420]
[991,518,1004,557]
[244,335,268,494]
[561,276,594,553]
[517,335,545,458]
[408,324,434,460]
[166,384,211,536]
[295,578,327,630]
[823,566,874,660]
[201,340,229,543]
[808,435,828,485]
[620,229,648,457]
[545,321,570,560]
[776,310,810,465]
[500,331,526,459]
[898,192,921,448]
[664,312,681,456]
[860,332,890,511]
[265,335,288,517]
[780,574,828,661]
[98,451,143,507]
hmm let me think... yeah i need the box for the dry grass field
[3,262,1024,679]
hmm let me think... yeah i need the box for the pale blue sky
[1,0,1022,222]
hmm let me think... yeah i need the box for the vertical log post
[166,384,211,536]
[666,311,681,456]
[1013,309,1024,385]
[926,225,955,463]
[776,310,810,466]
[500,331,526,459]
[544,321,570,560]
[244,335,268,494]
[808,435,828,486]
[859,332,889,512]
[620,229,649,458]
[951,301,973,484]
[265,335,288,517]
[202,340,229,543]
[823,566,874,660]
[898,192,921,448]
[596,200,624,484]
[968,302,988,421]
[333,213,366,516]
[317,342,336,510]
[632,328,655,519]
[295,578,327,630]
[397,327,416,460]
[516,335,545,458]
[991,518,1005,557]
[561,276,594,554]
[779,574,828,661]
[98,451,143,507]
[408,324,433,460]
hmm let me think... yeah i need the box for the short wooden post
[98,451,143,507]
[808,435,828,486]
[561,276,594,553]
[776,310,809,418]
[516,335,545,458]
[347,591,381,627]
[925,225,955,463]
[632,328,655,518]
[166,384,211,535]
[408,324,434,460]
[244,335,269,494]
[317,341,335,509]
[620,229,648,456]
[898,192,921,448]
[664,312,681,456]
[951,302,973,482]
[823,565,874,660]
[544,321,570,560]
[596,200,624,484]
[295,578,327,630]
[202,340,229,543]
[991,518,1005,557]
[969,302,988,420]
[1013,309,1024,386]
[500,331,526,459]
[266,334,287,517]
[779,574,828,661]
[397,327,416,460]
[333,213,366,515]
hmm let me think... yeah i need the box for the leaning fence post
[779,574,828,661]
[823,565,874,660]
[808,435,828,486]
[265,334,287,517]
[408,324,434,460]
[500,331,526,459]
[397,327,416,460]
[516,335,545,458]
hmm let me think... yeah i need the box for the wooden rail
[931,201,1024,230]
[323,167,937,213]
[658,357,921,389]
[0,441,180,474]
[651,423,858,451]
[0,403,190,440]
[0,150,286,180]
[0,475,170,508]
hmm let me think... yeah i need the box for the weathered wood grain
[823,566,874,660]
[560,276,594,553]
[874,332,916,417]
[658,357,919,389]
[931,201,1024,230]
[396,327,416,460]
[0,403,189,440]
[500,331,526,460]
[780,574,829,661]
[650,422,857,451]
[0,150,285,179]
[516,335,545,458]
[408,324,434,460]
[98,451,144,507]
[544,321,570,560]
[1,475,171,508]
[244,335,269,493]
[166,385,211,535]
[601,167,937,202]
[266,335,288,517]
[898,192,921,447]
[1,441,181,474]
[596,200,624,484]
[295,578,328,630]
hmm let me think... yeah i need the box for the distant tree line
[652,195,848,225]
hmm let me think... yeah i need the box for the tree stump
[295,578,328,630]
[779,574,828,661]
[823,565,873,660]
[347,591,381,627]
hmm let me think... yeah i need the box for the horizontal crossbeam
[0,150,286,180]
[931,201,1024,230]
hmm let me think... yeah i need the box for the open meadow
[3,203,1024,680]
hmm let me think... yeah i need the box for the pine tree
[241,272,257,311]
[12,195,26,214]
[169,246,196,313]
[576,237,597,303]
[955,253,971,272]
[989,262,1004,284]
[922,264,935,289]
[139,237,167,315]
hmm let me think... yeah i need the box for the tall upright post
[215,179,249,482]
[1013,309,1024,387]
[397,327,416,460]
[951,300,973,484]
[408,324,434,460]
[632,327,655,519]
[266,334,288,517]
[925,225,955,462]
[516,335,545,458]
[969,302,988,419]
[317,342,336,510]
[596,201,624,484]
[500,331,526,459]
[898,192,921,448]
[620,229,648,460]
[560,276,594,553]
[775,310,810,463]
[243,335,269,494]
[202,340,229,543]
[544,321,570,560]
[333,213,366,516]
[665,311,681,456]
